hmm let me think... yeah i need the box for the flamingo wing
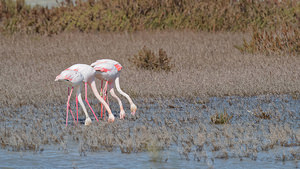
[91,59,122,71]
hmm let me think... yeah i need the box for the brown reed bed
[0,0,298,34]
[236,26,300,56]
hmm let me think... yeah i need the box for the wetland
[0,31,299,168]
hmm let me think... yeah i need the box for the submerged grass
[210,109,232,124]
[0,96,299,162]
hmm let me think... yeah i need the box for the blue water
[0,145,298,169]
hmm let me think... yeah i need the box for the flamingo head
[130,104,137,115]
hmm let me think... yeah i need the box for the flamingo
[90,59,137,119]
[55,64,115,126]
[55,70,92,126]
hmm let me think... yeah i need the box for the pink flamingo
[55,64,115,126]
[90,59,137,119]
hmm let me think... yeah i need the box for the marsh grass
[0,0,298,34]
[130,46,173,71]
[0,31,300,107]
[236,26,300,56]
[210,109,233,124]
[0,95,299,162]
[253,109,271,120]
[1,0,299,56]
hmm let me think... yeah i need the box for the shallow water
[0,145,298,169]
[25,0,78,8]
[0,95,299,168]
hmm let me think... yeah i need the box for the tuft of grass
[235,26,300,56]
[211,109,233,124]
[130,46,173,71]
[253,107,271,120]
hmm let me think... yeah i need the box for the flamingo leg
[85,82,99,122]
[68,105,76,124]
[68,87,76,125]
[103,81,109,118]
[66,87,75,126]
[101,80,103,119]
[89,80,114,123]
[109,85,125,119]
[66,88,69,127]
[115,76,137,115]
[76,85,92,125]
[76,93,78,123]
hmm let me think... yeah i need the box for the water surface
[0,95,299,168]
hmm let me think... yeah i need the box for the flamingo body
[91,59,137,118]
[91,59,122,71]
[55,64,115,125]
[66,64,96,83]
[55,70,83,86]
[94,62,119,82]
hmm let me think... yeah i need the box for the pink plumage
[91,59,137,119]
[55,64,115,126]
[55,70,84,86]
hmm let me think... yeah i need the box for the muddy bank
[0,95,299,163]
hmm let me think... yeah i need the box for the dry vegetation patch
[130,46,173,71]
[0,0,298,34]
[211,109,233,124]
[236,26,300,56]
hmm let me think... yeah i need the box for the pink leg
[101,80,103,119]
[67,87,76,125]
[76,94,78,123]
[66,87,74,126]
[85,82,99,122]
[68,105,76,124]
[103,81,109,118]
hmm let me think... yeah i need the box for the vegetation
[0,0,299,34]
[253,107,272,120]
[236,26,300,56]
[211,109,233,124]
[1,32,300,107]
[0,0,299,55]
[0,1,299,162]
[130,46,173,71]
